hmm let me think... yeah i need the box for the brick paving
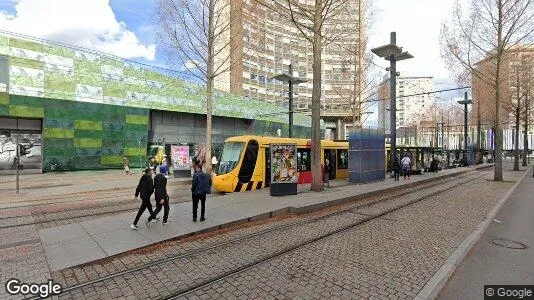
[33,168,521,300]
[47,171,482,288]
[177,170,522,300]
[0,165,524,300]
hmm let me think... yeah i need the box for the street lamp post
[458,92,473,163]
[371,32,413,172]
[273,64,307,138]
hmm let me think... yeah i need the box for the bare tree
[155,0,243,171]
[331,57,379,132]
[523,61,533,166]
[504,54,524,171]
[262,0,351,191]
[340,0,377,132]
[441,0,534,181]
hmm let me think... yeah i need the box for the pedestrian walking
[191,158,212,222]
[123,156,130,175]
[392,157,400,181]
[130,168,155,230]
[147,172,170,225]
[401,154,411,180]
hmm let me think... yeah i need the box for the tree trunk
[352,0,362,134]
[204,0,215,173]
[310,0,323,192]
[205,79,213,173]
[514,99,520,171]
[514,70,521,171]
[494,0,504,181]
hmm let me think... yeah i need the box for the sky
[0,0,466,125]
[365,0,464,124]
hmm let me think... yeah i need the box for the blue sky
[108,0,159,62]
[0,0,160,64]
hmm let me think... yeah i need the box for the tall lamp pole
[458,92,473,162]
[273,64,307,138]
[371,32,413,171]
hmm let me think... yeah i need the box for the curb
[414,165,532,300]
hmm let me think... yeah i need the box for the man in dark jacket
[147,173,170,225]
[392,157,400,181]
[130,168,155,230]
[191,158,212,222]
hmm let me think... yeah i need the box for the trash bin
[50,164,57,172]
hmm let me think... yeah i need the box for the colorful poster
[270,144,297,184]
[171,145,190,171]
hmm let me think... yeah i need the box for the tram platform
[38,164,494,271]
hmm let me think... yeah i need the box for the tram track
[48,169,490,300]
[0,195,194,230]
[0,183,191,209]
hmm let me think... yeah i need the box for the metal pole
[288,64,293,138]
[435,123,439,148]
[389,32,397,171]
[16,118,19,194]
[441,117,444,150]
[463,92,469,160]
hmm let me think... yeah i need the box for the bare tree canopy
[441,0,534,181]
[257,0,352,191]
[155,0,239,82]
[155,0,243,171]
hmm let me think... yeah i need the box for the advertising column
[171,145,190,178]
[270,143,297,196]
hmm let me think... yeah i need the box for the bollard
[323,171,330,187]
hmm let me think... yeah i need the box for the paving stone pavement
[1,165,517,300]
[48,171,486,288]
[38,166,492,271]
[176,169,523,300]
[36,167,524,300]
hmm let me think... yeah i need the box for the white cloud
[0,0,156,60]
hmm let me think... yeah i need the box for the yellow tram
[213,135,349,193]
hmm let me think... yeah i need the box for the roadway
[439,167,534,299]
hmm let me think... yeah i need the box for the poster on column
[269,143,297,196]
[171,145,190,171]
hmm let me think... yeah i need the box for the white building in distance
[378,76,435,135]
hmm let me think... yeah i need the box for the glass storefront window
[337,149,348,169]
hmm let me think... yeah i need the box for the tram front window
[217,142,245,175]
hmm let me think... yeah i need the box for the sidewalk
[438,168,534,299]
[38,165,493,271]
[0,169,191,208]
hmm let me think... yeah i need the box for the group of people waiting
[392,154,412,181]
[130,157,212,230]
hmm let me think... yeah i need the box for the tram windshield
[217,142,245,175]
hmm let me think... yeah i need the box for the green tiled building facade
[1,92,149,170]
[0,33,314,172]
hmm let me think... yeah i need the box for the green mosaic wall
[0,92,148,170]
[0,33,315,128]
